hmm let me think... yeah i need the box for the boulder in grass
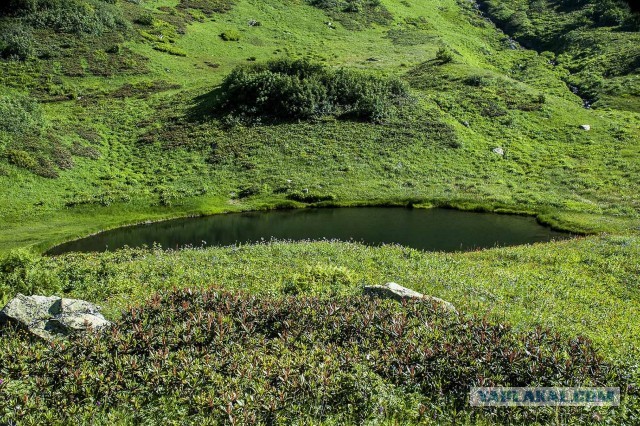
[0,294,110,339]
[364,282,457,314]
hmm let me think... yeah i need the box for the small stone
[580,124,591,131]
[492,147,504,156]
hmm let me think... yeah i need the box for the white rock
[364,282,457,313]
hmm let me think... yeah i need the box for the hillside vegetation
[0,0,639,423]
[477,0,640,110]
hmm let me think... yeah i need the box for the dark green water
[47,208,571,255]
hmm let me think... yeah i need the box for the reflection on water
[47,208,571,255]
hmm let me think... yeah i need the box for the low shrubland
[216,59,411,122]
[0,287,631,424]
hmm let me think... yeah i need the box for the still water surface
[47,208,571,255]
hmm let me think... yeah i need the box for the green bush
[0,94,44,134]
[23,0,129,35]
[219,29,241,41]
[5,149,38,170]
[152,43,187,57]
[286,191,335,203]
[435,46,454,64]
[0,23,35,60]
[0,249,38,300]
[218,59,410,122]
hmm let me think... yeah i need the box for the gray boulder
[580,124,591,131]
[364,282,457,313]
[0,294,111,339]
[492,147,505,156]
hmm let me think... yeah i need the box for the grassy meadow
[0,0,639,423]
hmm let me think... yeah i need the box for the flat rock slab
[364,282,457,314]
[0,294,111,340]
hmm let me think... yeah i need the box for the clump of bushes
[0,288,625,424]
[219,29,241,41]
[0,23,35,60]
[217,59,411,123]
[286,191,335,203]
[16,0,129,35]
[435,46,454,64]
[0,93,44,135]
[152,43,187,57]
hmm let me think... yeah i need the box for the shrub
[435,46,454,64]
[308,0,392,28]
[0,23,35,60]
[220,29,241,41]
[134,13,154,26]
[0,94,44,134]
[5,149,38,170]
[217,59,410,122]
[51,144,74,170]
[25,0,129,35]
[0,289,627,424]
[152,43,187,57]
[286,191,336,203]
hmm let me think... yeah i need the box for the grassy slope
[0,0,637,349]
[0,0,636,355]
[0,0,638,253]
[0,0,639,422]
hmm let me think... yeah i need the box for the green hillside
[0,0,639,423]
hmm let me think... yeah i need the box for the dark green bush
[286,191,336,203]
[435,46,454,64]
[217,59,410,122]
[0,94,44,134]
[219,29,241,41]
[0,289,627,424]
[5,149,38,169]
[0,23,35,60]
[19,0,129,35]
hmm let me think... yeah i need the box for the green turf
[0,0,639,422]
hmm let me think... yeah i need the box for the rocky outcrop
[364,282,457,313]
[0,294,111,339]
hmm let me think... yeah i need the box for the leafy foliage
[0,288,627,424]
[0,22,35,60]
[0,93,44,135]
[217,59,411,123]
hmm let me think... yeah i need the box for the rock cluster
[0,294,111,339]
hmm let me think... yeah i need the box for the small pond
[47,208,572,255]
